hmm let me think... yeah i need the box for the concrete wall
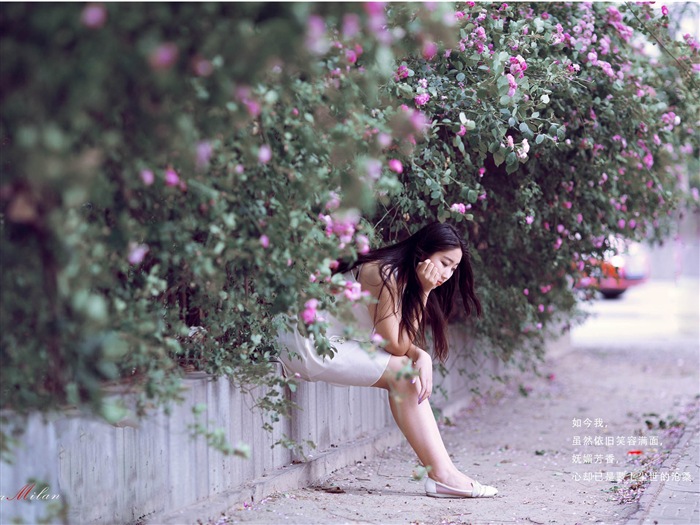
[0,324,510,525]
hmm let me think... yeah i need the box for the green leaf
[506,161,519,174]
[535,134,545,145]
[493,150,506,166]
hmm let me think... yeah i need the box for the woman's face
[427,247,462,287]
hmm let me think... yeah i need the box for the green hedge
[1,2,698,458]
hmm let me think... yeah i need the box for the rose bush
[1,2,697,459]
[381,1,699,358]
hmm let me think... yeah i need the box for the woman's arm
[359,261,436,357]
[359,261,434,403]
[359,262,417,357]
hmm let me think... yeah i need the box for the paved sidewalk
[204,342,698,524]
[627,420,700,525]
[196,281,699,525]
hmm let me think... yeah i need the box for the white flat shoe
[425,477,498,498]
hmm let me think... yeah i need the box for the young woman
[276,222,498,498]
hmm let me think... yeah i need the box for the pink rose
[140,169,154,186]
[128,243,149,265]
[149,43,179,71]
[81,4,107,28]
[258,144,272,164]
[414,93,430,106]
[165,167,180,187]
[388,159,403,174]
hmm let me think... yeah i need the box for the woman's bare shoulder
[359,261,395,289]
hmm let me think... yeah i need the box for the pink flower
[165,167,180,186]
[149,43,179,71]
[377,133,392,148]
[388,159,403,174]
[394,65,410,81]
[525,216,534,225]
[371,333,385,345]
[422,41,438,60]
[506,135,514,148]
[457,125,467,137]
[356,234,370,254]
[577,213,583,223]
[344,282,363,301]
[325,192,341,211]
[366,159,382,180]
[455,11,465,19]
[509,55,528,78]
[661,5,668,16]
[520,139,530,154]
[478,167,486,178]
[538,304,545,312]
[523,288,529,296]
[81,3,107,28]
[196,141,213,170]
[244,99,261,118]
[506,73,517,97]
[258,144,272,164]
[414,93,430,106]
[345,49,358,64]
[342,13,361,39]
[301,299,319,324]
[450,203,467,214]
[563,201,572,209]
[305,15,328,55]
[128,243,149,265]
[364,2,385,16]
[618,219,626,229]
[260,235,270,248]
[553,237,563,250]
[140,169,154,186]
[192,56,214,77]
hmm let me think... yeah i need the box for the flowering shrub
[0,2,697,457]
[382,1,699,357]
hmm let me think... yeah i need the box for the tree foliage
[1,2,697,455]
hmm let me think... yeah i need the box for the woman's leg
[371,355,477,490]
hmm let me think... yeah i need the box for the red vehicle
[579,237,650,299]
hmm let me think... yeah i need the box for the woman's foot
[425,477,498,498]
[425,471,498,498]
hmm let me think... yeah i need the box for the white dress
[275,267,392,387]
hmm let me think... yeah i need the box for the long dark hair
[335,222,482,362]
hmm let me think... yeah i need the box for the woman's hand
[410,348,433,404]
[416,259,441,294]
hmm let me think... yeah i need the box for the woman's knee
[375,355,415,391]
